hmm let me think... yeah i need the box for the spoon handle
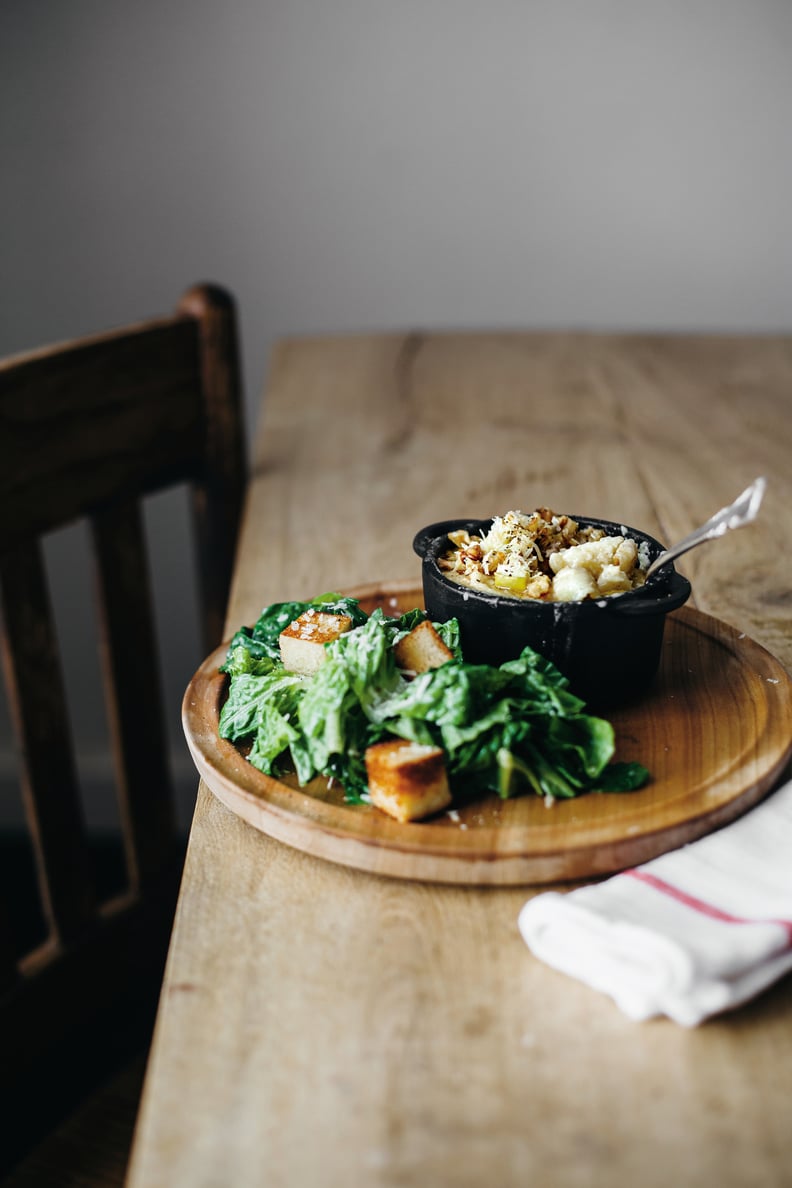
[645,476,767,580]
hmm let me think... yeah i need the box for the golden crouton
[279,610,352,675]
[365,739,452,823]
[393,620,453,675]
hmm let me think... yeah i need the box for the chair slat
[179,286,247,650]
[0,544,95,943]
[90,500,178,893]
[0,898,18,992]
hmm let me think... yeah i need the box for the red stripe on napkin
[625,869,792,945]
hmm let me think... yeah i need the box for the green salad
[218,593,649,806]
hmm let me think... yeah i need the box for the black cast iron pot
[413,516,691,708]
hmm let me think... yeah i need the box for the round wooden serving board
[182,582,792,886]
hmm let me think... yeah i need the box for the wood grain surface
[183,587,792,885]
[128,332,792,1188]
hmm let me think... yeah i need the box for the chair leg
[1,1052,148,1187]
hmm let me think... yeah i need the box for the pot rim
[413,514,692,617]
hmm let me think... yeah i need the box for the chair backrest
[0,284,246,1167]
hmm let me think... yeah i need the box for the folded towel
[518,776,792,1026]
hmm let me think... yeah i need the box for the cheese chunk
[551,566,598,602]
[365,739,452,823]
[279,610,352,675]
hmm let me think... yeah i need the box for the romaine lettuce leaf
[220,593,368,670]
[218,599,648,805]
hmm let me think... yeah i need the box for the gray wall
[2,1,791,829]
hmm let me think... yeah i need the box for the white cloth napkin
[518,776,792,1026]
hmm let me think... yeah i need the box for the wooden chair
[0,285,246,1182]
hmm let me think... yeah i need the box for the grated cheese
[440,508,649,603]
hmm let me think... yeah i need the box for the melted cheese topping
[438,508,649,602]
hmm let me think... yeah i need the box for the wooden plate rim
[182,583,792,885]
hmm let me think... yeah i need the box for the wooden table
[127,332,792,1188]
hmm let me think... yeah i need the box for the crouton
[393,620,453,675]
[279,610,352,675]
[365,739,452,822]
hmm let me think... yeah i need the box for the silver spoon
[645,476,767,581]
